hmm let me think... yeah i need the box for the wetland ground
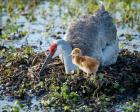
[0,0,140,112]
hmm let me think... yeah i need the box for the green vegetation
[0,0,140,111]
[2,100,24,112]
[1,0,140,40]
[0,46,140,111]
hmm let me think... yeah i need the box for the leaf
[23,46,32,55]
[113,82,119,89]
[61,84,68,94]
[64,105,69,111]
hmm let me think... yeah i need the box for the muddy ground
[0,46,140,111]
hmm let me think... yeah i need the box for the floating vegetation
[0,0,140,111]
[0,46,140,111]
[1,0,140,40]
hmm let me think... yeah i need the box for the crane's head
[39,42,60,76]
[49,43,58,56]
[39,39,75,76]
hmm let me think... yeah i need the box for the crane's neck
[56,39,76,74]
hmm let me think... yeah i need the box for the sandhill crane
[39,5,119,75]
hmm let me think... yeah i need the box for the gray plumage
[39,5,119,75]
[64,5,118,65]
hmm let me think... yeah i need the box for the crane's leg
[76,67,80,75]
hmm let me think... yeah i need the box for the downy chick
[70,48,100,76]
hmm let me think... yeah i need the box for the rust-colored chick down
[71,48,100,76]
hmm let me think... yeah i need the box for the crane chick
[70,48,100,76]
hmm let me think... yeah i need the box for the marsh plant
[1,0,140,41]
[0,0,140,111]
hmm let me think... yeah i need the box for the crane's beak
[39,52,53,77]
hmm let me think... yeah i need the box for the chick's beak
[39,52,53,77]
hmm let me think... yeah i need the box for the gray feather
[65,7,117,58]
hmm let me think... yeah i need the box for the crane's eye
[49,43,57,56]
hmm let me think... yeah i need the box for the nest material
[0,48,140,110]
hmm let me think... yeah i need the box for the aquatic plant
[0,46,140,111]
[0,0,140,111]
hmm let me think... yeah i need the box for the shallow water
[1,1,140,52]
[0,98,43,112]
[1,0,140,111]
